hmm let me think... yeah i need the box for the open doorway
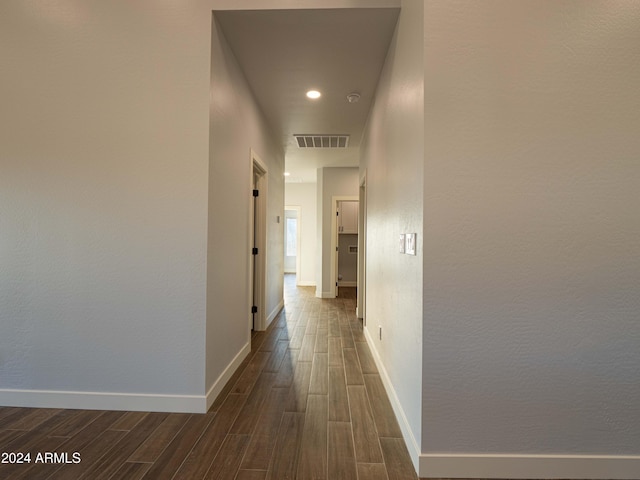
[331,196,359,298]
[284,206,301,284]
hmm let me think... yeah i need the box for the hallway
[0,275,417,480]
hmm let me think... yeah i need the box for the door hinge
[251,306,258,314]
[336,282,338,286]
[336,211,339,216]
[252,247,258,255]
[253,189,259,197]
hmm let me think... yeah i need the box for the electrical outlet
[379,325,382,340]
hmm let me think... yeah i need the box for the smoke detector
[346,92,360,103]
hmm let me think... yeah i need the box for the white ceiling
[215,8,400,183]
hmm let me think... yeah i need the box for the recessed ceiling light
[306,90,321,99]
[284,172,291,176]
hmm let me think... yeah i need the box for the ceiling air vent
[294,134,350,149]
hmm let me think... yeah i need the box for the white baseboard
[0,340,254,414]
[338,281,357,287]
[296,281,316,287]
[363,327,421,475]
[419,454,640,479]
[316,291,334,298]
[205,341,251,411]
[0,388,206,413]
[265,298,285,329]
[363,328,640,480]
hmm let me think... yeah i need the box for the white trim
[364,323,640,480]
[419,454,640,479]
[284,205,302,284]
[338,281,357,287]
[363,325,640,480]
[296,281,316,287]
[0,388,206,414]
[316,290,335,299]
[364,327,421,474]
[250,149,268,332]
[205,341,251,411]
[357,173,367,322]
[265,298,285,330]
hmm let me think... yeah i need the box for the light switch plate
[399,234,406,254]
[406,233,417,255]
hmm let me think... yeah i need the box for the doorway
[358,175,367,323]
[250,150,267,332]
[284,206,301,285]
[331,196,359,298]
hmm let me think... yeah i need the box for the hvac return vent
[294,134,350,148]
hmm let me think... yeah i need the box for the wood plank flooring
[0,274,417,480]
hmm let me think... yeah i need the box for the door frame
[284,205,302,284]
[331,195,359,298]
[250,149,268,332]
[357,173,367,322]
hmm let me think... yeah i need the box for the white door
[250,153,267,331]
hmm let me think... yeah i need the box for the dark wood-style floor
[0,274,418,480]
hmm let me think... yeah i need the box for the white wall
[0,0,398,413]
[0,0,285,414]
[0,1,212,411]
[284,209,298,274]
[206,15,284,403]
[285,183,317,286]
[316,167,360,297]
[359,0,424,465]
[421,1,640,477]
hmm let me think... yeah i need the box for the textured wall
[423,0,640,454]
[285,183,318,286]
[0,1,211,399]
[360,0,424,456]
[207,15,284,392]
